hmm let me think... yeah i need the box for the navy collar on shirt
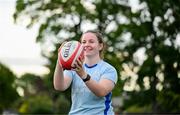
[85,63,98,68]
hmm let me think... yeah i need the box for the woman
[53,30,118,115]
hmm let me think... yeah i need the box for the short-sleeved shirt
[64,60,118,115]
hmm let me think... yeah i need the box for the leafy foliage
[14,0,180,113]
[17,73,46,96]
[0,63,19,113]
[18,94,54,114]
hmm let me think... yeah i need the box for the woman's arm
[84,76,115,97]
[74,58,115,97]
[53,60,72,91]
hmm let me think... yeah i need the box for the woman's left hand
[72,57,87,79]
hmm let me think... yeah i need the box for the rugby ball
[58,41,84,70]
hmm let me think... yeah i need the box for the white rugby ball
[58,41,84,70]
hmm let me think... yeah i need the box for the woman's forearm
[53,61,65,91]
[53,61,72,91]
[81,73,114,97]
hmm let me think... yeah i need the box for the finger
[73,61,81,70]
[76,58,82,66]
[72,61,77,68]
[75,67,80,72]
[71,64,76,69]
[71,64,78,71]
[80,56,84,62]
[78,56,83,62]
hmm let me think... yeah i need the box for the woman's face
[81,32,103,58]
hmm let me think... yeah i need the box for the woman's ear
[99,43,103,51]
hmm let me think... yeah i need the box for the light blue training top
[64,60,118,115]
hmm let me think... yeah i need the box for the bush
[19,94,54,114]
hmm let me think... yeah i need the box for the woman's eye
[82,41,86,44]
[89,41,94,43]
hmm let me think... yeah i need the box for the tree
[118,0,180,112]
[16,73,46,96]
[0,63,19,113]
[14,0,180,113]
[18,94,54,114]
[13,1,122,113]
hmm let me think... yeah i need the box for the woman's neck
[84,55,101,66]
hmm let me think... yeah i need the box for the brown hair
[82,30,106,59]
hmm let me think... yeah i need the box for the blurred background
[0,0,180,114]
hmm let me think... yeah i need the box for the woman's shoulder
[99,60,116,70]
